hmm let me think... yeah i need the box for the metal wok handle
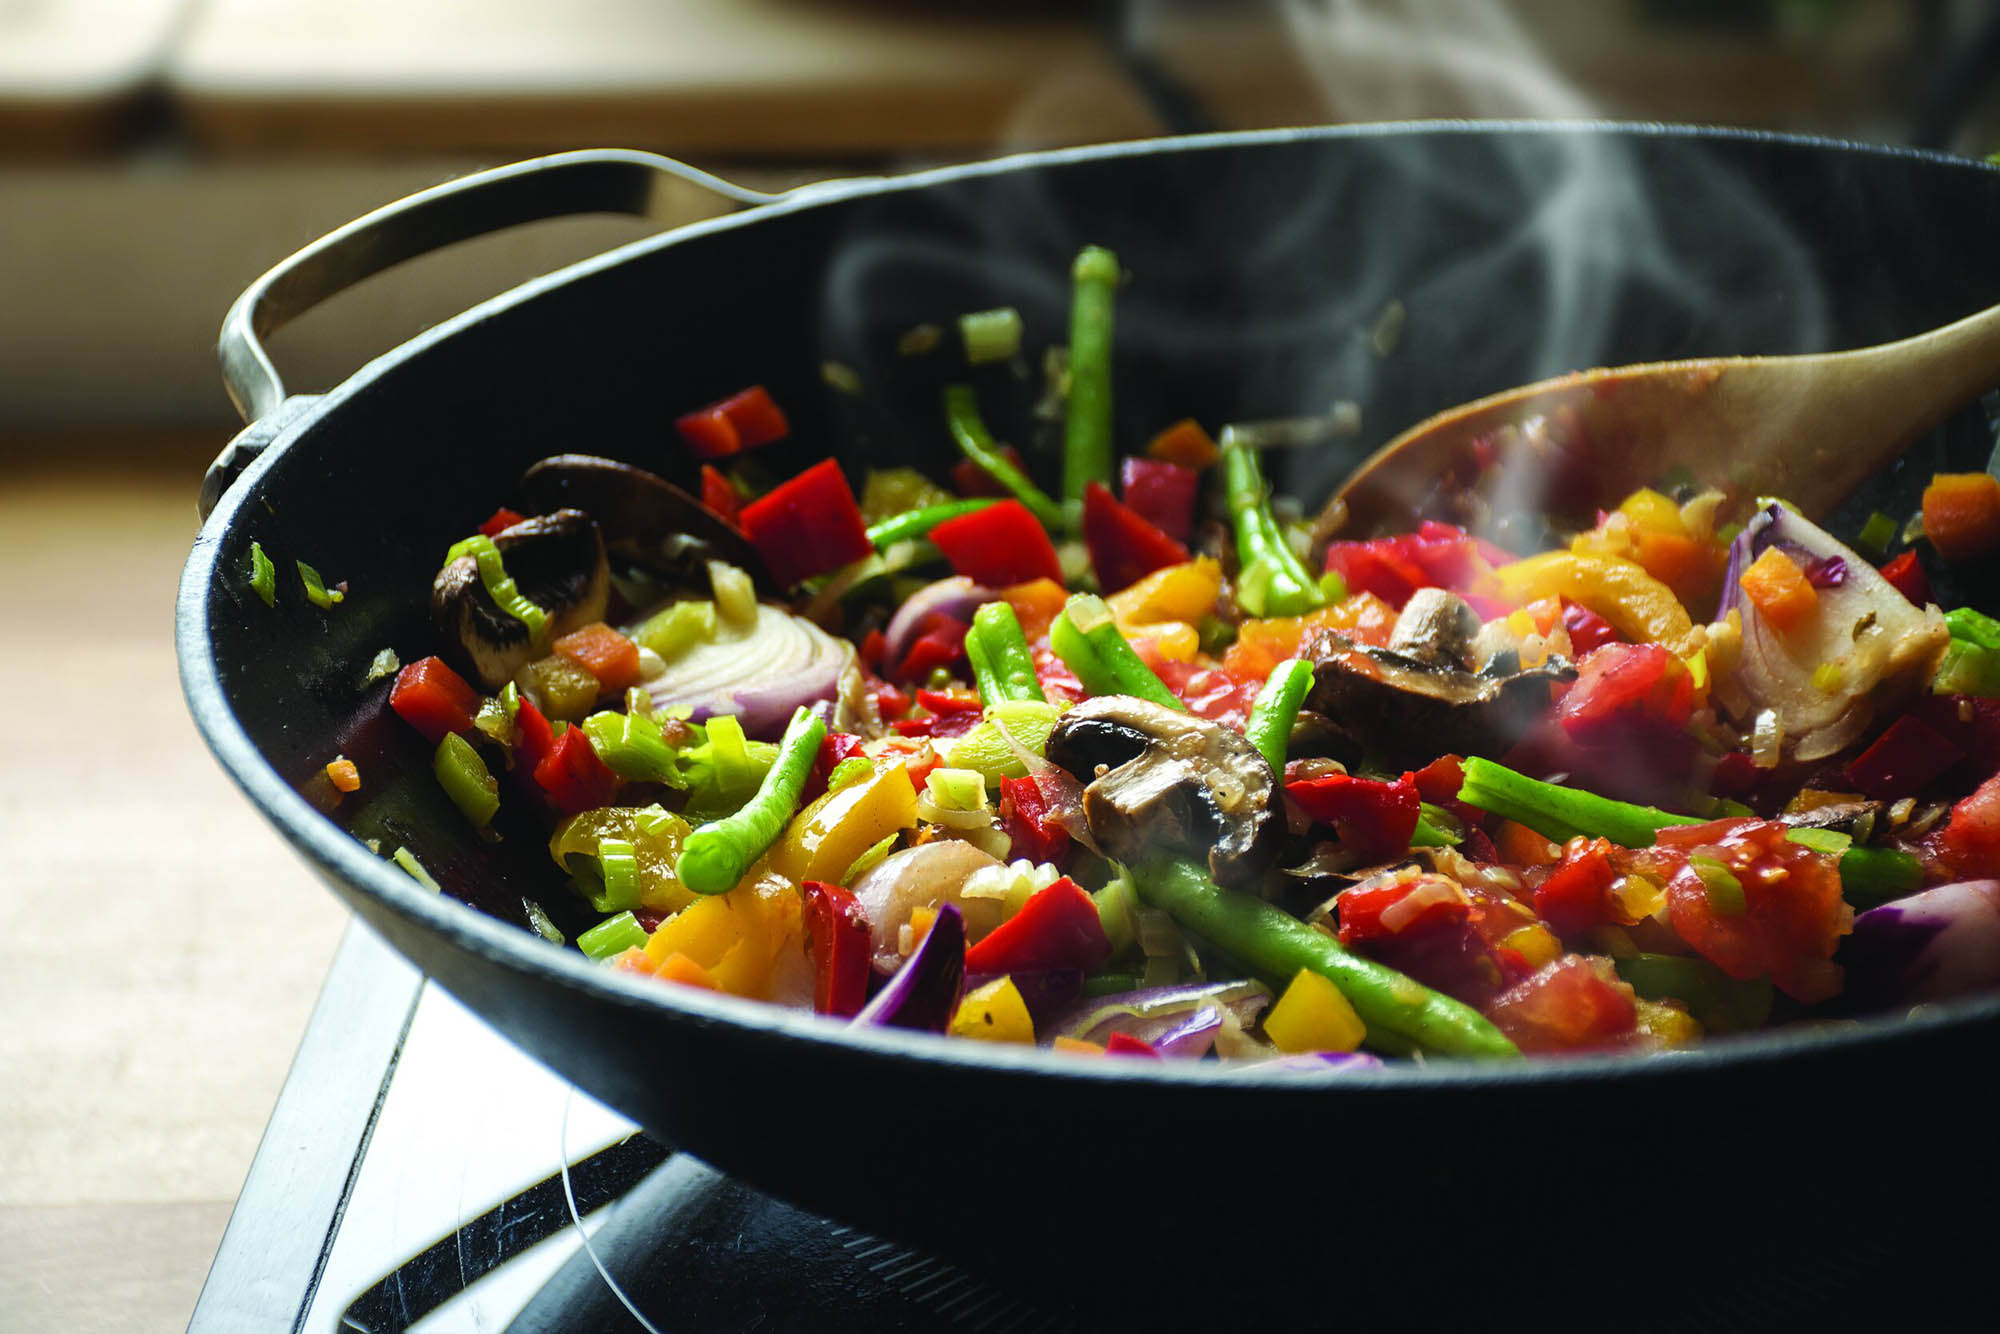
[201,149,787,519]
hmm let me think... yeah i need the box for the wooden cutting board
[167,0,1167,154]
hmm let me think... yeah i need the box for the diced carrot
[1922,472,2000,562]
[552,622,642,692]
[389,656,482,743]
[325,757,361,793]
[1146,418,1220,470]
[655,951,721,991]
[1738,547,1818,634]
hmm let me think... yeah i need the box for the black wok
[179,126,2000,1322]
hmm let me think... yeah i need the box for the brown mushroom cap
[1305,637,1573,769]
[431,508,609,689]
[520,454,768,588]
[1043,695,1281,890]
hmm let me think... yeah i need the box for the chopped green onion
[1856,510,1898,560]
[925,767,989,813]
[523,898,565,945]
[1945,606,2000,650]
[633,803,679,838]
[1933,639,2000,697]
[1411,803,1464,847]
[591,838,640,913]
[1837,846,1923,909]
[948,700,1061,784]
[578,911,647,961]
[247,540,277,607]
[366,647,400,682]
[708,561,757,629]
[1091,867,1141,961]
[580,709,685,785]
[433,732,500,827]
[296,559,342,608]
[1689,856,1746,916]
[632,600,716,660]
[473,695,512,745]
[391,846,442,892]
[839,832,898,886]
[959,306,1024,364]
[1317,569,1349,603]
[499,681,520,720]
[444,534,547,637]
[897,323,942,357]
[826,756,874,793]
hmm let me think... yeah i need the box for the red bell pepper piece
[738,458,874,587]
[1532,837,1620,938]
[1846,714,1963,801]
[1080,481,1189,593]
[895,613,970,683]
[1119,457,1198,542]
[478,507,526,537]
[1285,771,1420,861]
[1322,521,1509,611]
[802,880,872,1017]
[1560,600,1620,654]
[803,731,869,804]
[534,724,620,814]
[511,697,557,802]
[1554,642,1693,747]
[951,444,1028,499]
[389,656,481,744]
[963,878,1110,975]
[999,775,1071,868]
[1105,1031,1162,1057]
[675,384,790,459]
[927,499,1062,587]
[1879,550,1933,606]
[699,464,740,527]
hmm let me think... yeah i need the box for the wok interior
[187,127,2000,1303]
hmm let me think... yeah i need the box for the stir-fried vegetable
[363,241,2000,1067]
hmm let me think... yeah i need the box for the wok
[180,126,2000,1321]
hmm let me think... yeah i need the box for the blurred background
[5,2,1999,1329]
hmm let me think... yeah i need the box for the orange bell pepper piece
[1922,472,2000,562]
[1738,546,1818,634]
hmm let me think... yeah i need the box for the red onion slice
[883,576,994,665]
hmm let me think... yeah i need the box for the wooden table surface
[0,436,351,1332]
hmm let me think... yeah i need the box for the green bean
[1834,845,1923,909]
[963,628,1003,708]
[970,602,1045,704]
[1220,434,1325,618]
[1456,756,1700,848]
[676,706,827,895]
[1243,657,1313,771]
[1135,857,1520,1059]
[1062,245,1120,505]
[1050,594,1185,711]
[865,498,999,550]
[943,385,1065,530]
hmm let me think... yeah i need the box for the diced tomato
[1336,874,1470,944]
[1173,667,1259,731]
[1322,540,1428,609]
[1636,819,1849,1003]
[951,443,1029,499]
[478,507,526,537]
[1322,521,1509,611]
[1288,772,1421,861]
[1532,837,1621,938]
[963,878,1110,975]
[1560,600,1620,654]
[533,724,620,815]
[1337,875,1528,1010]
[1118,458,1199,542]
[1845,714,1963,801]
[1555,643,1693,747]
[738,458,874,587]
[802,881,872,1017]
[1030,643,1085,707]
[699,465,740,526]
[1936,772,2000,880]
[675,385,790,459]
[1878,550,1933,606]
[928,499,1062,587]
[1485,956,1640,1053]
[999,774,1072,867]
[1080,482,1189,593]
[389,656,481,744]
[551,622,641,693]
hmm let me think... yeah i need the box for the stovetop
[188,924,1073,1333]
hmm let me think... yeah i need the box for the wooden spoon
[1333,299,2000,537]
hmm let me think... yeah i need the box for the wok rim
[177,118,2000,1099]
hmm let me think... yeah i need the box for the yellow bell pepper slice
[1106,557,1223,629]
[768,762,918,885]
[948,976,1036,1043]
[1262,967,1366,1054]
[1493,551,1698,654]
[645,874,801,999]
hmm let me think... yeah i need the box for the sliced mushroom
[1043,696,1281,890]
[432,508,609,689]
[1305,631,1574,770]
[520,454,768,589]
[1780,800,1883,844]
[1387,587,1483,668]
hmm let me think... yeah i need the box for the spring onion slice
[445,534,547,637]
[578,911,646,961]
[247,540,277,607]
[297,559,343,608]
[391,847,442,892]
[596,838,640,914]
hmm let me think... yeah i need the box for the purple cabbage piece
[1045,979,1274,1059]
[855,903,965,1032]
[1845,880,2000,1007]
